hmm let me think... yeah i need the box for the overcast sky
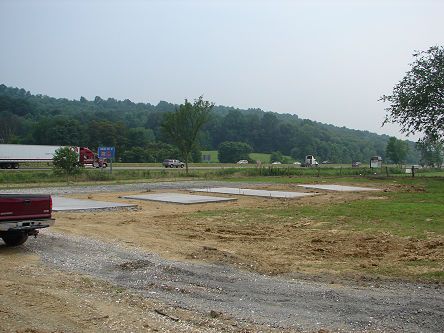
[1,0,443,139]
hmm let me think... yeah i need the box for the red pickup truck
[0,194,55,246]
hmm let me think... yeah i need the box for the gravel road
[26,232,444,333]
[0,180,269,195]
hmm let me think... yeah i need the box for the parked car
[236,160,248,164]
[271,161,281,165]
[322,160,332,164]
[352,161,362,167]
[293,161,301,165]
[162,159,185,168]
[410,164,423,169]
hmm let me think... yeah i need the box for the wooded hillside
[0,84,420,163]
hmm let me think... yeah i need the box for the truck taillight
[49,196,52,213]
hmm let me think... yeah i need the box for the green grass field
[192,177,443,238]
[201,151,294,163]
[192,176,444,281]
[284,179,443,238]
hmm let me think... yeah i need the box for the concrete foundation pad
[298,184,380,192]
[52,196,137,211]
[190,187,315,198]
[122,193,237,204]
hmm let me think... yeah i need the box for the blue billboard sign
[98,147,115,159]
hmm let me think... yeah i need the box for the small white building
[370,156,383,168]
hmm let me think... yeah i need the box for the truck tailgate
[0,194,52,222]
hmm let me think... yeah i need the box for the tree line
[0,84,420,164]
[381,46,443,167]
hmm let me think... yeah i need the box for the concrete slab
[190,187,315,198]
[52,196,137,211]
[122,193,237,204]
[297,184,380,192]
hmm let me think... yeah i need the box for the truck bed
[0,194,52,222]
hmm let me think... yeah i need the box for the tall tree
[381,46,444,142]
[260,112,279,152]
[33,117,85,146]
[88,120,128,158]
[127,127,155,148]
[218,141,252,163]
[270,151,284,163]
[0,112,22,143]
[161,96,213,173]
[386,137,409,166]
[220,110,247,142]
[416,135,444,167]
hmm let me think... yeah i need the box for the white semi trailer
[0,144,105,169]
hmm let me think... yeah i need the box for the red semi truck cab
[0,194,55,246]
[77,147,107,168]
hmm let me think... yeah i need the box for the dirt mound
[187,245,245,267]
[117,259,155,270]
